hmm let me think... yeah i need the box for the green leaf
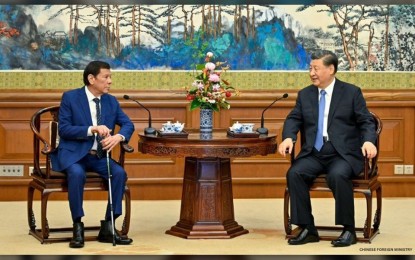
[199,102,219,112]
[195,73,204,80]
[196,64,205,70]
[188,89,197,94]
[220,101,230,110]
[190,99,202,110]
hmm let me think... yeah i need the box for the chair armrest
[121,142,134,153]
[30,122,54,155]
[363,155,378,179]
[117,141,134,167]
[288,140,296,165]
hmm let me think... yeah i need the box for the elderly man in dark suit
[278,50,377,247]
[52,61,134,248]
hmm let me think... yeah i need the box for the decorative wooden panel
[0,89,415,200]
[379,118,404,161]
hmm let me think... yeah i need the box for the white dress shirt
[318,78,335,140]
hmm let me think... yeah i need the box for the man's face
[309,58,335,88]
[88,68,112,96]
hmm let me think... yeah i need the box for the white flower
[197,82,204,90]
[212,83,221,91]
[205,62,215,71]
[206,52,214,57]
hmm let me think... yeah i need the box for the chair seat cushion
[39,168,102,179]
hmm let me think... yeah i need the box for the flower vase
[199,108,213,136]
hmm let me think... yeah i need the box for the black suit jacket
[282,78,377,175]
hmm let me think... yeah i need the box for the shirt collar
[319,78,335,96]
[85,86,99,102]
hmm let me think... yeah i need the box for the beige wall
[1,71,414,90]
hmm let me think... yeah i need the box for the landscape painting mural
[0,4,414,71]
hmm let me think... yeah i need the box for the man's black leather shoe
[331,230,357,247]
[288,228,320,245]
[69,222,85,248]
[97,220,133,245]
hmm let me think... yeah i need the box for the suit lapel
[327,79,344,129]
[78,87,93,125]
[309,86,319,124]
[100,94,108,125]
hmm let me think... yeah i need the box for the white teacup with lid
[162,121,175,133]
[231,121,243,133]
[173,121,185,132]
[241,123,255,133]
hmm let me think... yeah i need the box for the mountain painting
[0,4,414,71]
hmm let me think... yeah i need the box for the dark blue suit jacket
[51,86,135,172]
[282,79,377,175]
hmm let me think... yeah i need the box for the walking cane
[106,150,116,246]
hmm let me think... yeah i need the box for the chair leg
[41,191,52,240]
[27,182,36,232]
[373,184,382,231]
[362,190,373,239]
[120,186,131,236]
[283,187,292,235]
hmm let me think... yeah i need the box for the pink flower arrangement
[185,52,239,112]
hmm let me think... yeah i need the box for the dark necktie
[314,90,326,151]
[93,98,104,159]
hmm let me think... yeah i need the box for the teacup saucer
[229,127,242,133]
[160,129,183,134]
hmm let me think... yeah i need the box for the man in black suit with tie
[278,50,378,247]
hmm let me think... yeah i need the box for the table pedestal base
[166,157,248,239]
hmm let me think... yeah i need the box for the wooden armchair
[28,105,134,244]
[283,112,382,243]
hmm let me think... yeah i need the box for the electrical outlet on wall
[0,165,24,176]
[394,165,404,175]
[404,165,414,175]
[28,166,45,175]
